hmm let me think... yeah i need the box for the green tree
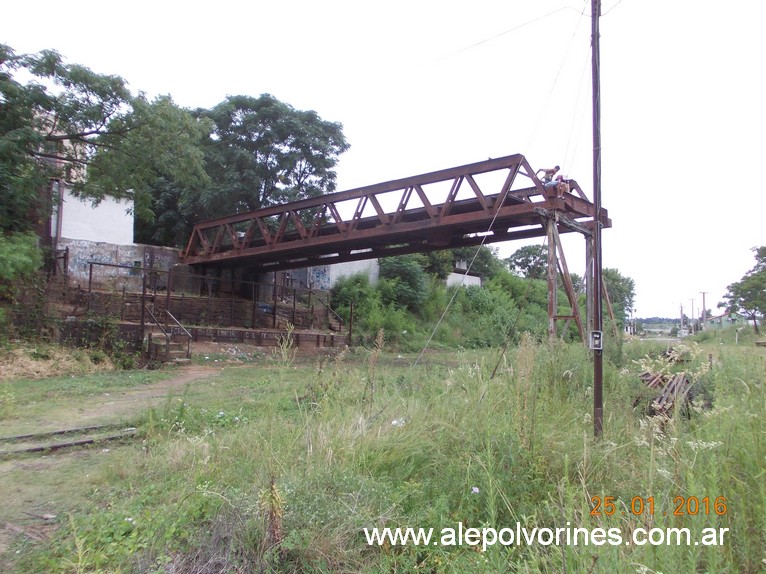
[1,44,211,251]
[452,245,505,279]
[1,44,133,236]
[570,272,584,293]
[87,95,211,245]
[0,232,43,331]
[721,246,766,334]
[602,267,635,326]
[506,244,547,279]
[0,232,42,282]
[378,255,429,312]
[195,94,349,218]
[422,250,454,280]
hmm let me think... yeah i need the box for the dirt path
[2,366,223,441]
[78,366,220,421]
[0,365,221,563]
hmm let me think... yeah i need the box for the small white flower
[687,440,723,452]
[656,468,673,480]
[391,418,406,427]
[471,486,480,494]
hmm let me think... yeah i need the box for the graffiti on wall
[309,266,331,290]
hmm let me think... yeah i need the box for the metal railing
[144,306,191,360]
[166,309,191,358]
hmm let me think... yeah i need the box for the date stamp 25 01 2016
[590,496,727,517]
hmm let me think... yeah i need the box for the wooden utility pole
[680,303,685,335]
[690,298,696,333]
[591,0,604,437]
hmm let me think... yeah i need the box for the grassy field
[1,332,764,573]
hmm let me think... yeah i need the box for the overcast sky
[4,0,765,319]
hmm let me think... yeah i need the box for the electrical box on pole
[590,330,603,351]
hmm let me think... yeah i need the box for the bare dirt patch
[4,365,222,438]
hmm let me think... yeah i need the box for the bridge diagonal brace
[289,210,309,240]
[255,217,273,246]
[348,197,368,233]
[392,186,414,224]
[414,184,436,218]
[243,219,259,245]
[191,228,210,255]
[308,206,327,238]
[439,176,464,218]
[272,213,290,244]
[224,223,241,250]
[327,203,347,233]
[492,162,522,211]
[368,194,391,225]
[211,225,226,254]
[465,174,489,212]
[522,156,551,198]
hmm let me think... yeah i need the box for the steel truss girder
[183,154,610,270]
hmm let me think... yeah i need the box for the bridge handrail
[188,154,528,229]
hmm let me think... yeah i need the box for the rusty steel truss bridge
[182,154,612,342]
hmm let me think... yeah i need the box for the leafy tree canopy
[195,94,349,218]
[452,245,506,279]
[378,255,429,313]
[603,267,635,326]
[0,232,42,282]
[721,246,766,333]
[1,44,130,233]
[506,244,547,279]
[1,44,211,247]
[86,95,211,221]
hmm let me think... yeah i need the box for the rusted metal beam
[553,220,586,343]
[182,155,610,271]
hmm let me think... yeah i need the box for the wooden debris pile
[638,371,693,417]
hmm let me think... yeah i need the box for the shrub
[378,256,429,313]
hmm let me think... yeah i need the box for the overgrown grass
[7,336,766,573]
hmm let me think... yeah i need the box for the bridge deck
[182,154,610,271]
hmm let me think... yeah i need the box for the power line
[433,6,573,63]
[602,0,625,17]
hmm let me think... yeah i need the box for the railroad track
[0,423,138,458]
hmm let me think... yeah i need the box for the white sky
[4,0,765,319]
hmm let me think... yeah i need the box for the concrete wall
[59,238,180,289]
[308,259,380,290]
[309,260,482,289]
[446,271,482,288]
[58,189,134,245]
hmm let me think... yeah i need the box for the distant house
[446,260,482,288]
[702,311,753,330]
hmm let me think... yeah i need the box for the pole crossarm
[182,154,610,271]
